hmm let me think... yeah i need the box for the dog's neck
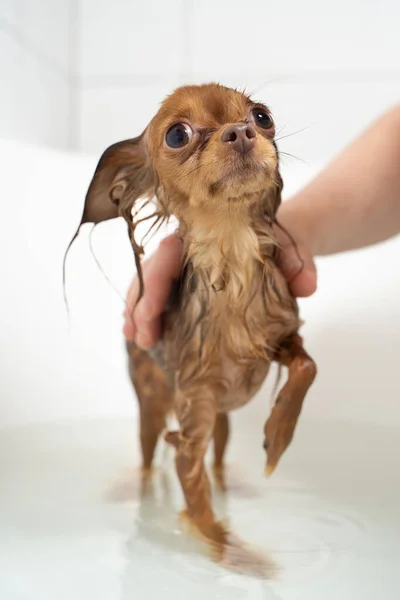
[180,201,276,299]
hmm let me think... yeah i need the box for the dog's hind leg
[127,342,174,472]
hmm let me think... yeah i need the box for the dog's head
[79,83,282,228]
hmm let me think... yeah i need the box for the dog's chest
[214,262,298,352]
[211,276,296,410]
[165,253,300,408]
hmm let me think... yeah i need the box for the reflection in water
[108,463,365,598]
[116,469,277,599]
[104,438,367,600]
[1,418,399,599]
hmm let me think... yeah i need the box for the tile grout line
[67,0,80,151]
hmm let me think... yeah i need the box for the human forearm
[280,104,400,256]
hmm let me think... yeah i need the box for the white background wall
[78,0,400,164]
[0,1,78,149]
[2,0,400,162]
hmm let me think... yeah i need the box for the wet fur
[68,83,316,574]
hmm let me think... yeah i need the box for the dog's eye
[252,108,274,130]
[165,123,192,148]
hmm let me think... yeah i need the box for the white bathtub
[1,139,399,599]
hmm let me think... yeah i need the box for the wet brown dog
[69,83,317,572]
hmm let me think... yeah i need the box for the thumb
[277,238,317,298]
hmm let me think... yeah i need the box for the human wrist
[278,195,321,257]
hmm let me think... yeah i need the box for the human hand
[123,234,183,348]
[274,218,317,298]
[124,218,317,349]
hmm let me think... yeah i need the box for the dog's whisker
[274,124,289,138]
[275,124,311,142]
[278,151,310,167]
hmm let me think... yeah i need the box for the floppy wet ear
[63,130,155,310]
[80,130,154,226]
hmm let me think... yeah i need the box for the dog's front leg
[264,334,317,475]
[165,386,229,545]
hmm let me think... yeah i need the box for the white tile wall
[79,0,185,79]
[1,1,400,156]
[190,0,400,78]
[12,0,71,73]
[77,0,400,161]
[255,80,400,164]
[0,31,71,148]
[0,0,75,149]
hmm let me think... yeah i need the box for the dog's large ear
[63,131,155,309]
[80,130,153,226]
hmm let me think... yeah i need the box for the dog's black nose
[221,124,256,155]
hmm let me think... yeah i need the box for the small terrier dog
[69,83,317,573]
